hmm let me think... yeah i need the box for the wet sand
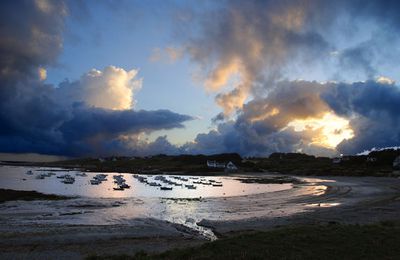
[0,220,205,259]
[199,176,400,235]
[1,174,400,259]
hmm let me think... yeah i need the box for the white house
[207,160,226,168]
[226,161,238,171]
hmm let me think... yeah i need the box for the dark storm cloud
[186,79,400,157]
[322,81,400,119]
[50,107,192,157]
[183,80,332,156]
[322,80,400,154]
[60,106,192,143]
[0,1,193,156]
[0,0,67,86]
[3,0,400,158]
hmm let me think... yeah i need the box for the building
[207,160,226,168]
[225,161,238,172]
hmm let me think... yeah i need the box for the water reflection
[0,165,341,240]
[307,202,341,207]
[0,165,292,198]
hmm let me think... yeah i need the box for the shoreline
[198,176,400,237]
[1,174,400,258]
[0,189,72,203]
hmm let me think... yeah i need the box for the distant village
[96,150,400,171]
[30,148,400,177]
[332,153,400,169]
[206,160,238,172]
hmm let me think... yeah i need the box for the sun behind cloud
[288,112,354,149]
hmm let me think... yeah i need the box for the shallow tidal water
[0,165,292,198]
[0,165,328,240]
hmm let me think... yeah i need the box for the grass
[87,221,400,260]
[0,189,70,203]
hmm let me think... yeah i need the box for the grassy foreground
[88,222,400,260]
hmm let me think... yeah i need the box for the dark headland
[6,148,399,177]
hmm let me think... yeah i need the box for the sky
[1,0,400,159]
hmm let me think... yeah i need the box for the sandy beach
[199,176,400,235]
[1,173,400,259]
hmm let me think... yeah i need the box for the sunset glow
[2,1,400,258]
[288,112,355,148]
[1,0,399,158]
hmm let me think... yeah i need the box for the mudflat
[1,175,400,259]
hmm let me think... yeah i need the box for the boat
[137,176,147,183]
[62,175,75,184]
[36,174,45,179]
[185,184,197,189]
[76,172,87,177]
[57,174,72,179]
[113,186,124,191]
[149,182,161,187]
[94,177,107,181]
[160,186,173,190]
[212,183,223,187]
[90,179,100,185]
[43,172,53,177]
[62,178,75,184]
[120,183,130,189]
[26,170,34,175]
